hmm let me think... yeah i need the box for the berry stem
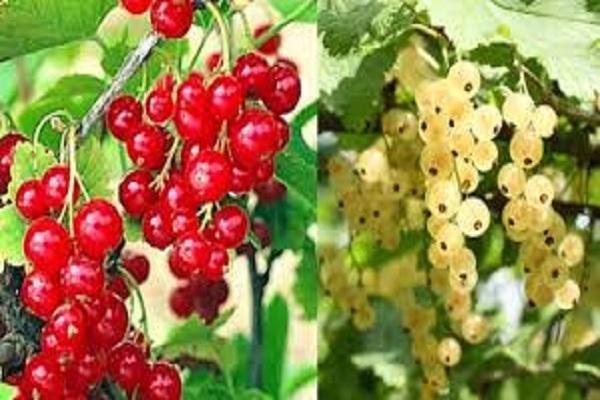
[151,136,181,190]
[253,0,315,50]
[247,251,265,389]
[187,25,214,73]
[66,127,78,235]
[119,266,151,343]
[205,1,233,72]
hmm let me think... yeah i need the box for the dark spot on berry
[494,125,501,134]
[508,218,515,226]
[359,217,366,225]
[440,242,448,251]
[540,194,548,204]
[501,185,508,194]
[360,168,366,175]
[528,299,535,307]
[429,168,438,176]
[452,150,459,157]
[524,267,530,273]
[373,210,380,218]
[543,229,550,235]
[435,106,441,114]
[338,200,344,208]
[459,272,467,280]
[421,121,428,131]
[474,220,483,230]
[393,184,400,192]
[445,356,450,363]
[551,269,559,279]
[449,119,455,128]
[545,236,555,246]
[438,204,447,213]
[465,83,473,92]
[524,157,532,166]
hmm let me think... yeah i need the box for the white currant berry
[502,92,535,128]
[426,179,461,219]
[524,276,554,307]
[356,147,390,183]
[555,279,580,310]
[471,104,503,140]
[524,174,554,208]
[382,109,418,140]
[449,247,478,292]
[497,163,526,198]
[456,197,490,238]
[446,290,472,321]
[448,61,481,98]
[437,337,462,367]
[455,158,480,194]
[509,131,544,169]
[531,105,557,138]
[471,140,498,172]
[558,233,585,267]
[541,255,569,290]
[461,314,489,344]
[420,142,454,180]
[450,129,475,158]
[436,222,465,254]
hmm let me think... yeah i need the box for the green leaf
[282,364,317,398]
[6,142,57,202]
[0,205,27,265]
[327,37,408,131]
[0,383,16,400]
[183,371,234,400]
[335,132,380,151]
[319,3,384,56]
[421,0,600,101]
[413,285,434,307]
[269,0,317,22]
[293,240,318,319]
[194,0,228,28]
[239,389,273,400]
[469,42,516,68]
[123,216,142,242]
[587,0,600,12]
[262,295,289,400]
[319,40,363,96]
[76,135,116,199]
[0,0,116,61]
[18,75,106,152]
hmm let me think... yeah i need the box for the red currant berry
[169,285,194,318]
[41,165,81,212]
[176,72,206,109]
[151,0,194,39]
[108,275,131,299]
[254,24,281,55]
[141,362,182,400]
[65,350,105,392]
[274,115,291,150]
[255,158,275,183]
[260,61,301,115]
[0,133,25,178]
[252,220,272,248]
[233,53,270,96]
[169,231,211,276]
[207,75,244,121]
[24,217,71,276]
[255,179,287,203]
[231,164,257,194]
[43,302,88,360]
[21,270,63,320]
[108,342,147,394]
[119,170,159,218]
[174,107,220,147]
[206,52,222,72]
[168,252,191,279]
[213,205,249,248]
[142,207,175,249]
[181,141,202,168]
[160,173,196,211]
[205,244,228,281]
[122,251,151,284]
[61,256,105,299]
[16,180,48,220]
[171,208,200,238]
[121,0,153,14]
[106,95,143,141]
[146,89,174,124]
[74,199,123,261]
[126,125,169,171]
[184,149,233,204]
[23,353,65,398]
[229,109,280,169]
[88,292,129,350]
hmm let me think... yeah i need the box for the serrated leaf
[293,240,317,320]
[6,142,57,202]
[269,0,317,22]
[0,383,16,400]
[0,0,116,61]
[319,40,363,96]
[263,295,289,400]
[18,75,106,152]
[76,135,116,199]
[469,43,516,68]
[421,0,600,101]
[0,205,27,265]
[319,3,384,56]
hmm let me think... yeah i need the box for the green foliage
[0,383,16,400]
[18,75,106,152]
[0,0,116,61]
[123,216,142,242]
[0,205,27,265]
[269,0,317,22]
[6,142,57,201]
[263,295,289,399]
[294,240,318,319]
[76,135,117,199]
[421,0,600,101]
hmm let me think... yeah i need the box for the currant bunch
[121,0,195,39]
[107,48,300,300]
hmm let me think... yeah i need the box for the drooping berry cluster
[121,0,195,39]
[10,159,181,398]
[107,50,300,318]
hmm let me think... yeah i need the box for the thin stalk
[206,1,233,71]
[254,0,315,49]
[248,251,265,389]
[119,267,151,341]
[187,27,214,73]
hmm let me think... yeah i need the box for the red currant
[252,220,272,248]
[206,52,222,72]
[119,170,159,218]
[126,125,169,171]
[181,141,202,169]
[207,75,244,121]
[106,95,143,141]
[233,53,270,96]
[176,72,206,109]
[229,109,280,169]
[231,164,257,194]
[21,270,63,320]
[160,173,196,211]
[121,0,153,14]
[169,231,210,277]
[140,362,182,400]
[169,285,194,318]
[255,158,275,183]
[151,0,194,39]
[122,251,151,284]
[146,89,174,124]
[174,107,220,148]
[43,302,88,360]
[108,275,131,300]
[16,180,48,220]
[213,205,249,248]
[260,61,301,115]
[24,217,71,276]
[41,165,81,212]
[254,24,282,55]
[170,208,200,238]
[184,149,233,204]
[74,199,123,260]
[88,292,129,350]
[108,342,147,394]
[65,350,105,392]
[274,115,291,150]
[255,179,287,203]
[22,353,65,398]
[0,133,25,178]
[142,206,175,249]
[205,244,228,281]
[61,256,105,299]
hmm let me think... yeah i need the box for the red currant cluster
[0,133,25,196]
[107,47,300,289]
[10,166,180,398]
[121,0,195,39]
